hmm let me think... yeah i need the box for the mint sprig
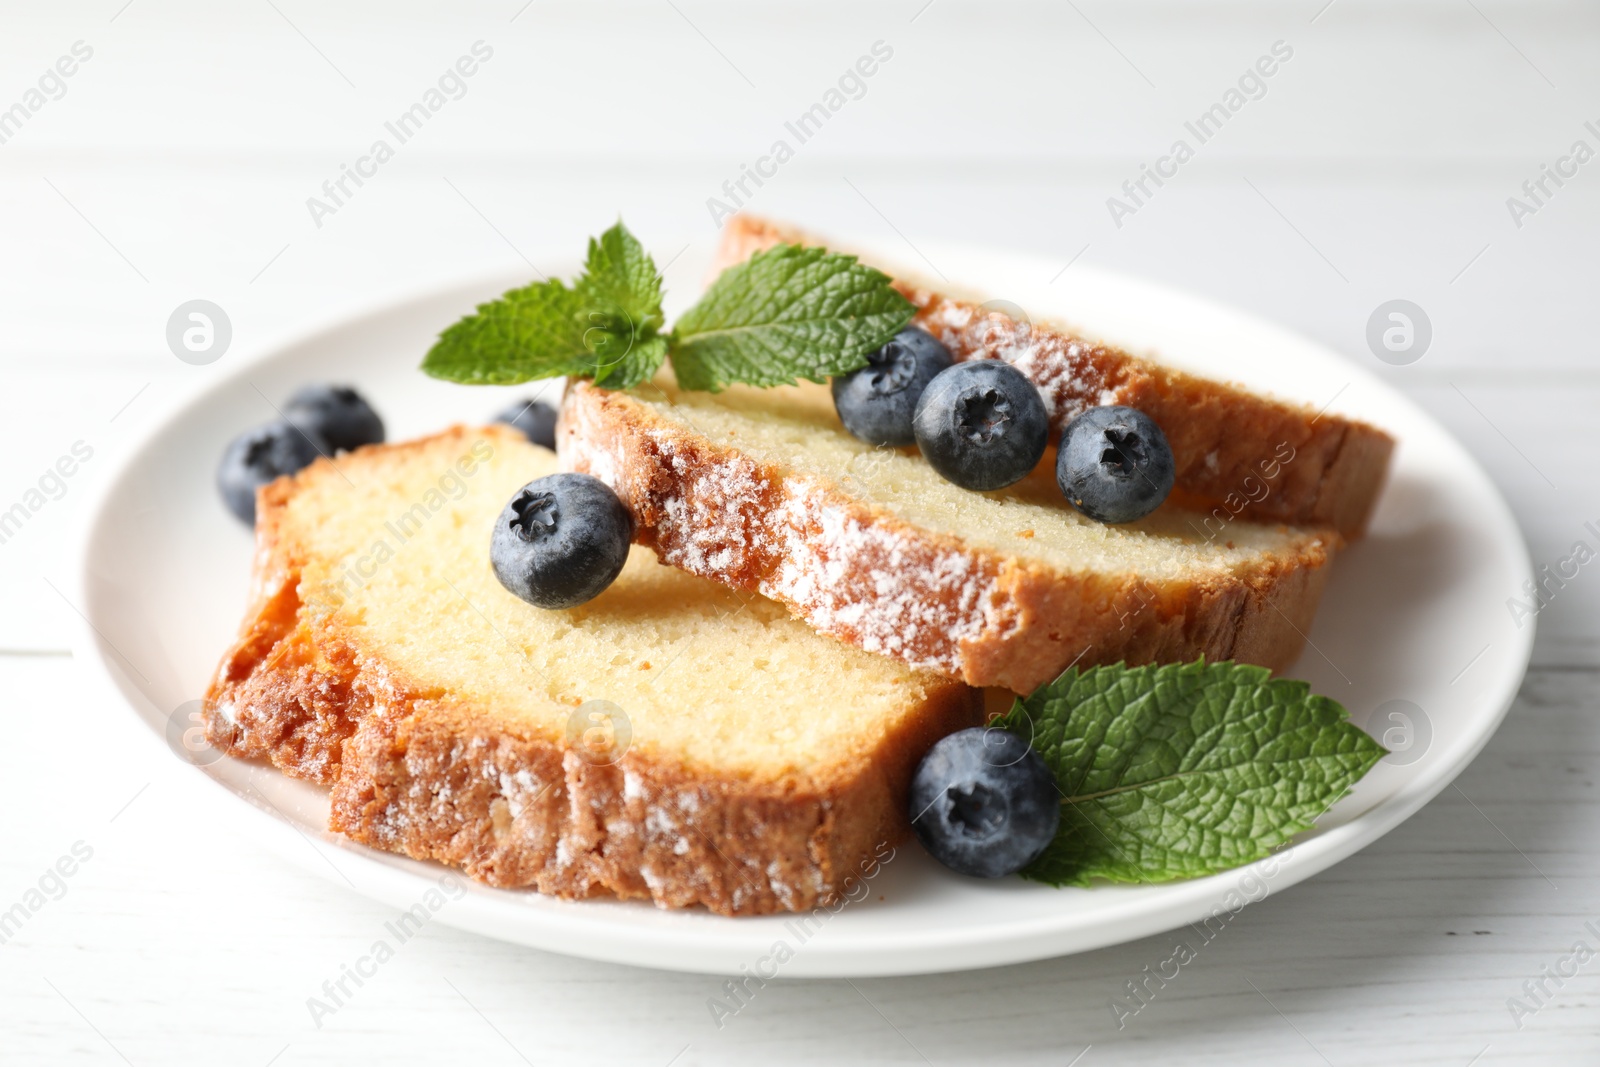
[420,277,598,386]
[422,222,668,389]
[421,221,915,393]
[669,244,918,391]
[579,223,666,339]
[994,661,1387,886]
[576,224,666,386]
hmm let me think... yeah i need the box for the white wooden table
[3,2,1597,1062]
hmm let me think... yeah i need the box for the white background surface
[1,1,1596,1062]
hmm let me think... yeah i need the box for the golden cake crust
[712,214,1394,540]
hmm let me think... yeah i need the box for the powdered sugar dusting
[561,386,999,679]
[649,431,767,579]
[913,289,1115,425]
[766,484,987,673]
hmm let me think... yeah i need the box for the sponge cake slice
[561,378,1338,694]
[206,425,978,915]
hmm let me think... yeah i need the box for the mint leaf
[578,221,665,340]
[422,221,669,389]
[590,332,669,392]
[421,278,599,385]
[668,244,915,391]
[576,222,668,388]
[994,661,1386,886]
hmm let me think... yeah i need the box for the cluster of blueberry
[216,385,387,524]
[216,388,562,523]
[832,326,1177,525]
[212,382,632,611]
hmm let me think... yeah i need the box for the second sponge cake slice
[713,214,1395,539]
[561,378,1339,694]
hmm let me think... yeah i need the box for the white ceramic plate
[70,236,1534,977]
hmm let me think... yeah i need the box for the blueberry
[909,727,1060,879]
[912,361,1049,491]
[217,420,329,524]
[831,327,954,446]
[283,384,384,453]
[1056,406,1175,524]
[490,473,634,610]
[493,397,559,450]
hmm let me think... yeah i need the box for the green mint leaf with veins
[667,244,916,391]
[421,278,603,385]
[588,331,669,392]
[422,221,668,389]
[578,221,665,339]
[993,660,1387,886]
[575,222,668,388]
